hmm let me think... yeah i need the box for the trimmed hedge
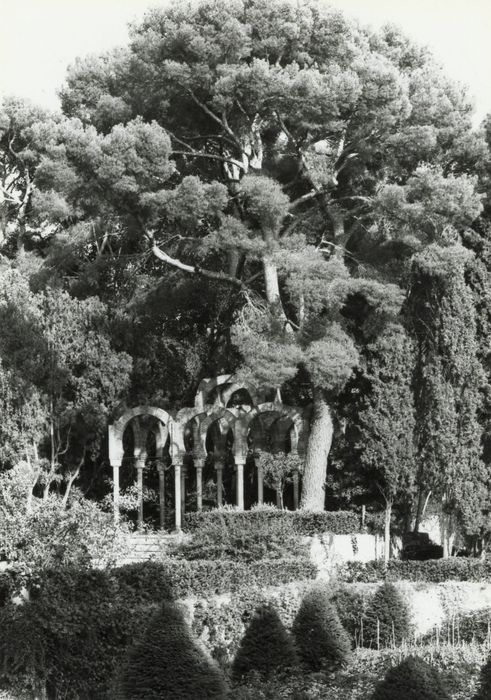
[293,587,352,670]
[121,601,228,699]
[184,508,362,536]
[340,558,491,583]
[232,604,298,680]
[362,583,411,648]
[114,559,316,598]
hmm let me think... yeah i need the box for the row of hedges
[340,558,491,583]
[184,508,362,536]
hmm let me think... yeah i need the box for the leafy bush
[371,656,450,700]
[340,558,491,583]
[184,508,362,537]
[363,582,411,648]
[0,567,155,699]
[292,587,352,670]
[232,604,298,680]
[474,653,491,700]
[121,601,228,699]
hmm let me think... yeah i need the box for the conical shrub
[371,656,450,700]
[121,601,228,699]
[232,604,298,680]
[292,587,351,670]
[363,582,411,648]
[474,654,491,700]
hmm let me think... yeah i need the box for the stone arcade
[108,376,309,530]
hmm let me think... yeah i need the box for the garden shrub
[184,508,361,537]
[474,654,491,700]
[363,582,411,648]
[121,601,228,699]
[292,586,351,670]
[340,558,491,583]
[232,604,298,680]
[371,656,450,700]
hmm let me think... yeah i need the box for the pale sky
[1,0,490,125]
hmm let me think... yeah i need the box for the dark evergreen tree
[232,604,298,680]
[363,583,411,648]
[121,601,228,700]
[292,587,351,670]
[371,656,450,700]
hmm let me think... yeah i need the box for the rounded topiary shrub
[232,604,298,680]
[121,601,228,699]
[363,582,411,648]
[292,587,351,670]
[474,654,491,700]
[371,656,450,700]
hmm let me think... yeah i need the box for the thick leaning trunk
[300,388,333,511]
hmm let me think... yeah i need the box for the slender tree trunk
[384,500,392,564]
[300,387,333,511]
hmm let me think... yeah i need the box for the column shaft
[257,464,264,505]
[158,468,166,530]
[216,466,223,506]
[113,464,120,523]
[174,464,181,531]
[293,470,299,510]
[196,465,203,511]
[136,461,144,529]
[180,467,186,518]
[236,463,244,510]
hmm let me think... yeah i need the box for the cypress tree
[292,587,351,670]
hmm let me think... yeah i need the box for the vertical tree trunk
[300,388,333,511]
[384,500,392,564]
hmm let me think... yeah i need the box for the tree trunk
[413,487,431,532]
[384,500,392,564]
[300,388,333,511]
[263,255,281,304]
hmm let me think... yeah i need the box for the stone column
[113,463,120,523]
[293,470,299,510]
[257,464,264,505]
[174,463,182,531]
[180,466,186,518]
[216,462,224,506]
[236,462,244,510]
[195,460,203,511]
[157,466,166,530]
[136,458,145,529]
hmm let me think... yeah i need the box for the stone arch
[234,403,304,462]
[198,408,237,458]
[109,406,173,466]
